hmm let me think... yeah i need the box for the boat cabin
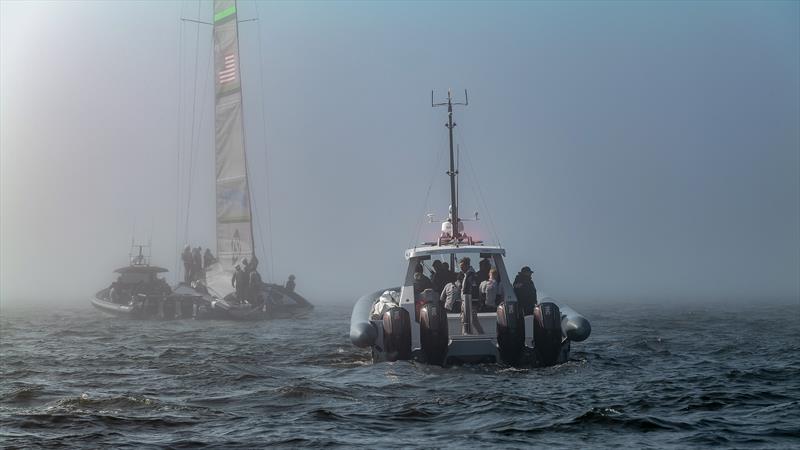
[399,243,518,354]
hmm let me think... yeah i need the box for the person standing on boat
[232,264,249,303]
[191,247,203,281]
[441,262,457,283]
[203,248,215,269]
[480,268,504,311]
[181,245,193,283]
[431,260,449,294]
[441,273,463,313]
[458,257,485,335]
[248,268,263,305]
[285,275,296,292]
[513,266,537,315]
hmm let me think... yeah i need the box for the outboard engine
[533,302,562,366]
[419,302,449,365]
[496,301,525,365]
[382,306,412,362]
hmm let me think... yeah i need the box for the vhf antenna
[432,89,468,241]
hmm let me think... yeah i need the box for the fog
[1,1,798,306]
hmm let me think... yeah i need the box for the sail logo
[219,54,237,84]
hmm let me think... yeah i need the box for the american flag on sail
[219,53,237,84]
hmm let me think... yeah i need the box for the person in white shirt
[479,268,504,311]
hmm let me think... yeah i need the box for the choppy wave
[1,301,799,448]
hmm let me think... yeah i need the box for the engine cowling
[419,302,449,365]
[496,301,526,365]
[533,302,562,366]
[382,306,412,361]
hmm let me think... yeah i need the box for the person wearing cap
[513,266,538,315]
[285,274,296,292]
[458,256,485,335]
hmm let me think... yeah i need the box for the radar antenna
[432,89,468,241]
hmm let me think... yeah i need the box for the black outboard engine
[419,302,449,365]
[533,302,562,366]
[383,306,412,362]
[496,301,525,365]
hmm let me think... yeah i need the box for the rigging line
[254,1,274,282]
[459,135,502,246]
[174,9,185,279]
[233,11,270,279]
[238,3,269,280]
[182,0,204,241]
[185,34,214,242]
[410,140,447,249]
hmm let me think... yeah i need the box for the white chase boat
[181,0,312,319]
[91,244,204,319]
[350,91,590,366]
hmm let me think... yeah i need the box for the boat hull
[350,288,590,367]
[90,288,204,320]
[193,283,313,321]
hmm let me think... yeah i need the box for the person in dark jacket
[232,264,249,302]
[431,260,449,294]
[412,263,433,297]
[285,275,296,292]
[181,245,193,283]
[513,266,537,315]
[203,248,215,269]
[249,269,262,305]
[191,247,203,281]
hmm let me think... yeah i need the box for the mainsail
[207,0,255,297]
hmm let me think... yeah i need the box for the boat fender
[382,306,412,361]
[559,305,592,342]
[419,302,449,365]
[533,302,563,366]
[496,301,525,365]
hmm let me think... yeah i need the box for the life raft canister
[419,301,449,365]
[533,302,563,366]
[382,306,412,361]
[496,301,525,365]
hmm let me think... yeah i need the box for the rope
[409,138,447,249]
[182,0,204,242]
[254,1,275,283]
[455,126,502,246]
[184,32,213,243]
[174,9,185,280]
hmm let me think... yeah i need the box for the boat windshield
[118,273,156,285]
[405,251,509,286]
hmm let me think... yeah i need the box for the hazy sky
[1,1,798,305]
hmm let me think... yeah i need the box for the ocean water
[1,300,798,448]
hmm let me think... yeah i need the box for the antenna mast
[432,89,468,239]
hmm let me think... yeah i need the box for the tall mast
[433,89,468,239]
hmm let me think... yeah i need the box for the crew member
[181,245,193,283]
[480,268,503,311]
[513,266,537,315]
[285,274,296,292]
[458,257,485,335]
[232,264,249,303]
